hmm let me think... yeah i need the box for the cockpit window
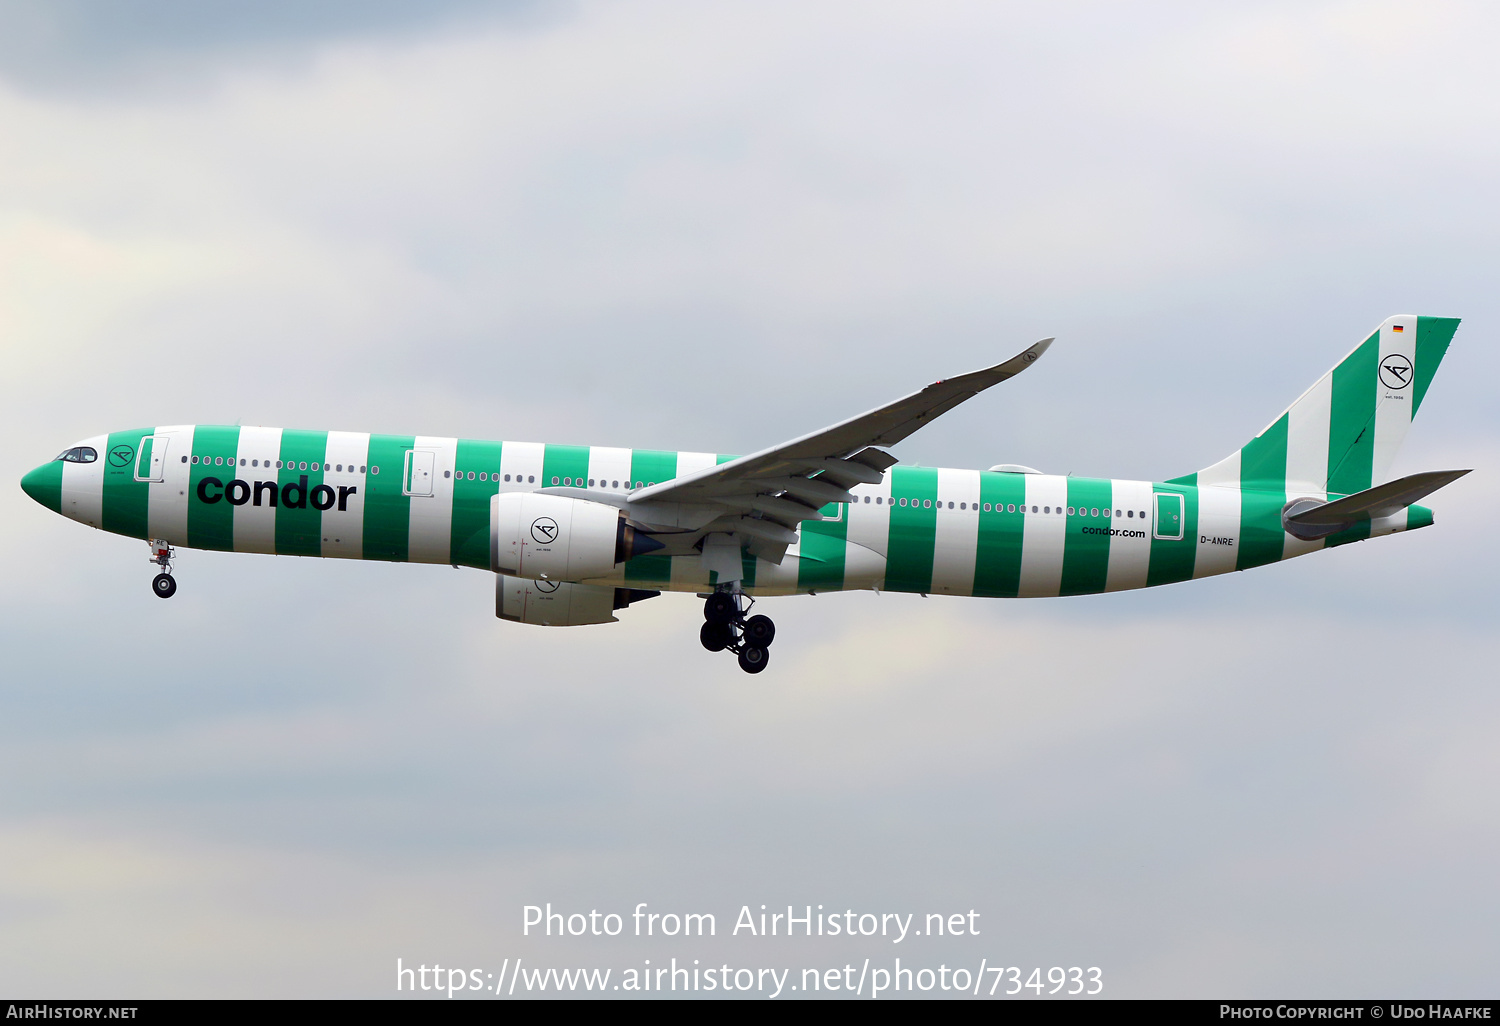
[54,447,98,463]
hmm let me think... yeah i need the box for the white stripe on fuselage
[1018,475,1067,597]
[407,436,458,564]
[670,451,720,590]
[322,431,370,559]
[147,425,193,545]
[1106,479,1154,591]
[930,468,979,596]
[234,426,281,555]
[60,433,107,530]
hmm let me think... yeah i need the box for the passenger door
[134,434,168,483]
[1153,492,1184,540]
[403,449,435,497]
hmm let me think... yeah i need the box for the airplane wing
[627,338,1054,533]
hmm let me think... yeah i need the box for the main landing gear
[699,589,776,674]
[148,539,177,599]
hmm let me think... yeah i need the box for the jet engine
[490,492,663,581]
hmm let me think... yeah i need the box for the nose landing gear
[148,539,177,599]
[699,589,774,673]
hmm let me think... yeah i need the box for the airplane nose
[20,462,63,513]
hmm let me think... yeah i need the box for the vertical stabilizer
[1181,315,1459,497]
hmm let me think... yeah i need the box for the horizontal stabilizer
[1283,469,1470,539]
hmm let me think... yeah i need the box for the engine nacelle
[490,491,662,581]
[496,574,659,626]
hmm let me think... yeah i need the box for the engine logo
[530,517,559,544]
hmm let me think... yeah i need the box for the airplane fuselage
[24,424,1430,599]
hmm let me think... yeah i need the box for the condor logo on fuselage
[196,474,357,512]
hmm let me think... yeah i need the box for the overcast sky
[1,0,1497,999]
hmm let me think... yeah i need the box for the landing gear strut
[700,588,774,673]
[148,539,177,599]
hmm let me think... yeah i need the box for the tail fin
[1184,315,1460,496]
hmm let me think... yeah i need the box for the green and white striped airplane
[21,315,1468,673]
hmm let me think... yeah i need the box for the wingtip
[1005,336,1053,369]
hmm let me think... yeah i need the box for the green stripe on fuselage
[276,430,328,557]
[972,471,1027,598]
[884,466,938,594]
[102,428,154,540]
[797,505,848,591]
[1061,477,1113,596]
[451,439,503,568]
[363,434,413,562]
[1237,416,1287,571]
[1147,480,1198,586]
[188,426,240,552]
[625,449,678,585]
[1238,488,1288,568]
[541,444,590,489]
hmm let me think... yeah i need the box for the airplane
[20,315,1469,674]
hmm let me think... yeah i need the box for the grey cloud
[0,0,557,95]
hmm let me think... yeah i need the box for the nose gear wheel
[147,539,177,599]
